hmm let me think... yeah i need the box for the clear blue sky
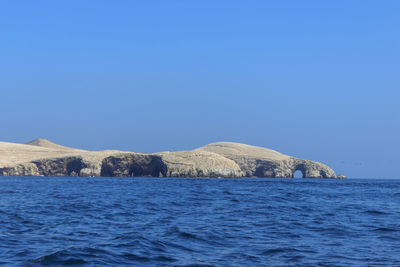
[0,1,399,178]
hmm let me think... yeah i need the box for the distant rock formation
[157,150,243,178]
[0,138,343,178]
[100,153,166,177]
[198,142,337,178]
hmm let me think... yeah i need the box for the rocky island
[0,138,343,178]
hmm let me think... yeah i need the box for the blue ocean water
[0,177,399,266]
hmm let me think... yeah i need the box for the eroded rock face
[198,142,337,178]
[290,158,336,178]
[0,156,104,177]
[0,163,39,176]
[101,153,167,177]
[32,157,88,176]
[0,139,341,178]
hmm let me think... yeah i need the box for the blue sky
[0,1,399,178]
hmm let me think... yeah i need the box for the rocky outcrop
[198,142,337,178]
[0,150,128,177]
[0,156,100,177]
[0,162,39,176]
[157,150,243,178]
[32,157,87,176]
[0,139,342,178]
[100,153,167,177]
[290,158,336,178]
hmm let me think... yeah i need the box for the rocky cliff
[198,142,337,178]
[0,138,342,178]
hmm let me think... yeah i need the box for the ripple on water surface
[1,177,400,266]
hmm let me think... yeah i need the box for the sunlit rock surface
[198,142,337,178]
[0,139,341,178]
[157,150,243,178]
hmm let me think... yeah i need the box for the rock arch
[292,163,306,178]
[290,159,336,178]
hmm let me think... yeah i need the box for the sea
[0,177,399,266]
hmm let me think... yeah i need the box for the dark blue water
[1,177,400,266]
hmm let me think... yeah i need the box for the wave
[31,250,88,265]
